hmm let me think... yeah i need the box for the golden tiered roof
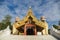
[13,7,48,28]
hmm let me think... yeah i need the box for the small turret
[40,16,46,22]
[15,16,20,22]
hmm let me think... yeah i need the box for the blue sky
[0,0,60,28]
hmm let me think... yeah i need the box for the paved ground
[0,35,58,40]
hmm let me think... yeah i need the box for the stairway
[0,35,58,40]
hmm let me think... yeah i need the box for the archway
[26,28,35,35]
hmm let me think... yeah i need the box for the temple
[12,7,48,35]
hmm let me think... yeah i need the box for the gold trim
[13,8,48,28]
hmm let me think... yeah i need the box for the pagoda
[12,7,48,35]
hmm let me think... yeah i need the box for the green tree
[58,20,60,25]
[53,25,58,29]
[48,29,50,34]
[0,15,12,30]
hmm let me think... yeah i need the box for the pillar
[12,25,18,35]
[24,25,26,35]
[42,29,46,35]
[34,26,37,35]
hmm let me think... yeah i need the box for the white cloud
[31,0,60,22]
[42,1,60,22]
[0,0,60,26]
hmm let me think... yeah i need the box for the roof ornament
[27,6,32,15]
[40,16,46,22]
[15,16,20,22]
[29,6,31,9]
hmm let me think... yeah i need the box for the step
[0,35,58,40]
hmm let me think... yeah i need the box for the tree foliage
[0,15,12,30]
[53,20,60,29]
[58,20,60,25]
[53,25,58,29]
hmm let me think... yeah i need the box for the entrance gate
[24,24,37,35]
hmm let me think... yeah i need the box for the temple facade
[12,8,48,35]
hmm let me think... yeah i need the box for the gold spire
[29,6,31,9]
[27,6,33,15]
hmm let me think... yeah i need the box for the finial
[27,6,32,15]
[29,6,31,9]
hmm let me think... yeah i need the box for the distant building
[12,7,48,35]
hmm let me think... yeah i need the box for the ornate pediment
[13,8,48,29]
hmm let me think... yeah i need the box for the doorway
[26,28,35,35]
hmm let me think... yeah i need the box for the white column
[42,29,46,35]
[12,25,18,35]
